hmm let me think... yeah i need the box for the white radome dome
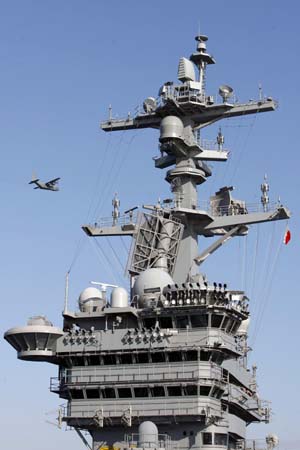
[79,287,103,303]
[111,287,128,308]
[133,268,174,298]
[78,287,104,312]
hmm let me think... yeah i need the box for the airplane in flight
[29,173,60,191]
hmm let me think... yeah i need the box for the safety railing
[88,211,138,229]
[66,397,222,419]
[198,201,280,216]
[50,364,224,390]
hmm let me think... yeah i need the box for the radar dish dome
[78,287,105,312]
[79,287,103,303]
[133,268,174,298]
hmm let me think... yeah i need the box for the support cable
[67,235,87,274]
[249,225,260,304]
[250,224,284,346]
[93,131,126,217]
[89,237,120,286]
[105,237,126,275]
[228,110,258,185]
[96,133,136,218]
[251,222,277,341]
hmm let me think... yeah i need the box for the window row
[68,349,224,367]
[142,314,240,334]
[68,384,224,400]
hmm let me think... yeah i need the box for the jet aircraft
[29,173,60,191]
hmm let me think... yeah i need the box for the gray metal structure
[5,35,290,450]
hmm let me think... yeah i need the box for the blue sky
[1,1,299,449]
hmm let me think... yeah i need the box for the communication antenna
[90,281,118,292]
[63,271,69,314]
[216,127,224,150]
[258,82,263,101]
[260,174,269,212]
[112,193,120,225]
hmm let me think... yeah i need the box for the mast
[83,35,289,284]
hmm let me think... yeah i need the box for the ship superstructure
[5,35,290,450]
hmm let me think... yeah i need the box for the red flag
[283,229,291,245]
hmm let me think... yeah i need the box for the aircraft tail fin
[29,171,39,184]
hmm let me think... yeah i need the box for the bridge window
[70,389,84,399]
[168,351,182,362]
[183,385,198,396]
[167,385,182,396]
[118,388,132,398]
[89,355,100,365]
[72,356,85,366]
[134,387,148,398]
[102,354,116,365]
[211,387,223,399]
[225,319,233,333]
[185,350,198,361]
[221,316,229,330]
[215,434,227,446]
[200,350,210,361]
[176,316,189,329]
[200,386,211,396]
[143,317,156,328]
[228,320,238,333]
[159,316,173,328]
[135,352,149,363]
[101,388,116,398]
[86,388,100,399]
[190,314,208,328]
[202,432,212,445]
[151,352,166,363]
[211,314,223,328]
[119,353,133,364]
[151,386,165,397]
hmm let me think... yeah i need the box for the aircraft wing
[45,177,60,187]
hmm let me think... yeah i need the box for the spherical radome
[138,421,158,446]
[133,268,174,297]
[79,287,103,303]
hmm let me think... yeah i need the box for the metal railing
[198,201,280,216]
[88,201,281,228]
[67,397,222,419]
[50,363,225,390]
[243,439,277,450]
[87,212,138,229]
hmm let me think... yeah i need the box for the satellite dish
[219,84,234,102]
[143,97,157,113]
